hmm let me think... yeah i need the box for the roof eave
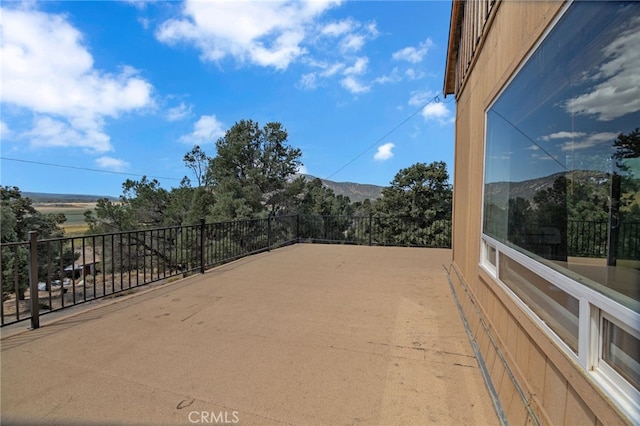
[443,0,464,97]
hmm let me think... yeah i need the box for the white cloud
[374,143,394,161]
[339,57,370,94]
[96,156,130,172]
[343,57,368,75]
[538,130,618,151]
[540,131,587,141]
[0,121,10,139]
[373,69,401,85]
[564,17,640,121]
[365,22,379,38]
[560,132,618,151]
[340,34,365,52]
[166,102,192,121]
[0,6,154,153]
[155,0,340,70]
[341,76,370,94]
[392,38,433,63]
[489,154,512,161]
[322,62,345,77]
[121,0,159,10]
[180,115,226,144]
[138,17,151,30]
[421,102,452,125]
[298,61,346,90]
[25,116,112,153]
[321,19,354,37]
[298,73,319,90]
[409,90,435,107]
[296,164,308,175]
[405,68,425,80]
[298,59,347,90]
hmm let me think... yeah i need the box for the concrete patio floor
[1,244,498,425]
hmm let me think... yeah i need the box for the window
[484,1,639,309]
[482,1,640,419]
[602,317,640,392]
[499,253,579,353]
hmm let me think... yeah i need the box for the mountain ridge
[300,174,384,202]
[22,175,386,204]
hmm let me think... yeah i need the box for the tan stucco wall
[450,1,630,424]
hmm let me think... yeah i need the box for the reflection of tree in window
[610,129,640,264]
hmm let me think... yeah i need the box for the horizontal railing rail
[2,216,636,329]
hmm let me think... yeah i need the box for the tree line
[1,120,453,298]
[79,119,452,234]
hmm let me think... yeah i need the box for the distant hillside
[22,177,385,205]
[301,175,385,203]
[24,192,118,203]
[484,170,610,204]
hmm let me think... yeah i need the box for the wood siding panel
[564,386,597,426]
[526,340,547,400]
[543,361,568,425]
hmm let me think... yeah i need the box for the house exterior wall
[446,1,631,424]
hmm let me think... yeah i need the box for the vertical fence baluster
[28,231,39,329]
[134,231,140,287]
[47,242,52,310]
[101,235,106,297]
[126,233,131,289]
[82,237,87,302]
[200,219,205,274]
[162,228,167,278]
[92,235,97,298]
[13,245,19,322]
[71,238,77,305]
[110,234,115,295]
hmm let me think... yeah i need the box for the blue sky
[1,1,455,197]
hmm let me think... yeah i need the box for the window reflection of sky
[486,2,640,184]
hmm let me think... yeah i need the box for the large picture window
[483,2,640,415]
[484,1,640,311]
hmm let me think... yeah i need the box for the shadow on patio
[1,244,497,425]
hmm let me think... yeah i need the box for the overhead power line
[323,93,448,181]
[0,157,182,181]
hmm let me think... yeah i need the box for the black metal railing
[0,216,300,328]
[0,214,450,328]
[299,215,452,248]
[568,220,639,259]
[2,215,638,329]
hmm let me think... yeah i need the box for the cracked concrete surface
[1,244,497,425]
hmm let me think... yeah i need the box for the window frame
[478,1,640,421]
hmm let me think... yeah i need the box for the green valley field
[34,203,95,236]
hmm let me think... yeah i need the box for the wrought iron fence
[0,216,299,328]
[2,215,637,329]
[298,215,452,248]
[567,220,640,259]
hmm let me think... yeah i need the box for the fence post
[267,215,272,251]
[199,218,205,274]
[28,231,40,329]
[368,213,373,247]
